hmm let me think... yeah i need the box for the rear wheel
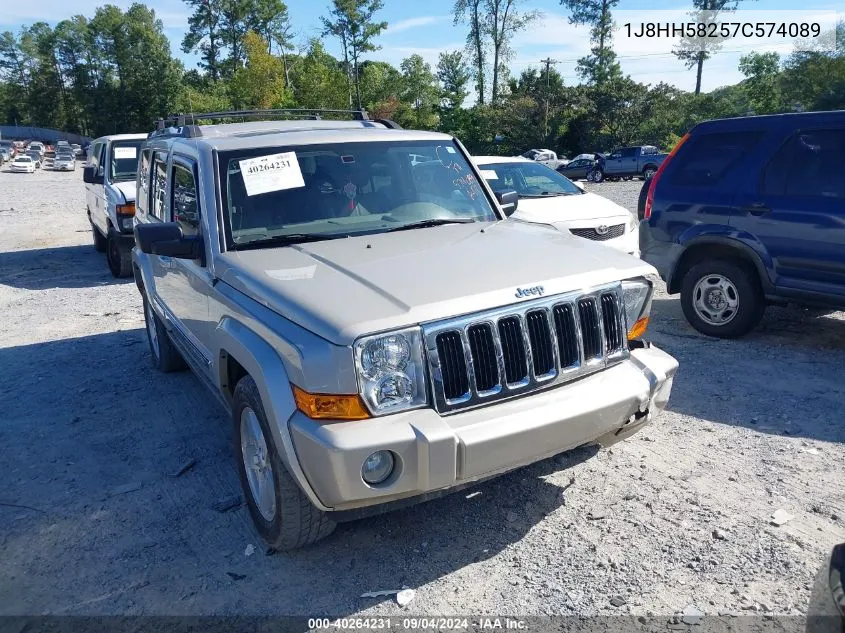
[589,168,604,183]
[680,259,765,338]
[107,232,132,278]
[233,375,336,550]
[142,294,186,372]
[642,166,657,180]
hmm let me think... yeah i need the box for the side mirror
[83,165,103,184]
[495,190,519,217]
[135,222,204,262]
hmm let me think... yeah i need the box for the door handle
[743,203,770,216]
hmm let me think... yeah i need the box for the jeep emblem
[515,285,545,299]
[595,224,609,235]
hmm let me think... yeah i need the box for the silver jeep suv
[132,109,678,550]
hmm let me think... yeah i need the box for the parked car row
[0,138,85,166]
[81,109,679,552]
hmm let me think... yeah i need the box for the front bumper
[289,345,678,511]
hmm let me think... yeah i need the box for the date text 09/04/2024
[308,617,530,630]
[623,21,821,39]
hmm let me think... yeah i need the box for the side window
[137,149,151,214]
[620,148,637,158]
[665,131,765,188]
[88,143,101,169]
[762,129,845,199]
[171,162,200,236]
[150,153,168,220]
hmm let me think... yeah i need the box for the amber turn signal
[292,385,370,421]
[116,202,136,216]
[627,316,649,340]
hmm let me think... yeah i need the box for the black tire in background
[680,259,765,338]
[92,224,107,252]
[637,175,652,220]
[142,294,187,372]
[233,375,336,550]
[107,233,132,278]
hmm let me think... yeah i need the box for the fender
[671,230,776,295]
[214,317,329,511]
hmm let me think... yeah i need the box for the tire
[590,168,604,183]
[106,232,132,278]
[233,375,336,550]
[680,259,765,338]
[642,166,657,180]
[142,294,187,372]
[622,176,633,181]
[92,223,107,252]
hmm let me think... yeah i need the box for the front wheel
[642,166,657,180]
[233,376,336,550]
[680,260,765,338]
[589,168,604,183]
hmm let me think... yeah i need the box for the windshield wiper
[385,218,476,233]
[231,233,342,250]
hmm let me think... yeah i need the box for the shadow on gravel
[649,297,845,444]
[0,329,593,616]
[0,244,131,289]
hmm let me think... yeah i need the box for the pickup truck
[131,108,678,549]
[521,148,568,170]
[590,146,668,182]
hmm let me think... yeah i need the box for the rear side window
[666,131,765,187]
[150,154,168,220]
[762,129,845,199]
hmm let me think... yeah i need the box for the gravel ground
[1,169,843,621]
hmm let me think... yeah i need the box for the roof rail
[150,108,404,138]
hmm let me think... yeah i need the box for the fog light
[362,451,394,485]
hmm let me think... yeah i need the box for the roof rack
[149,108,403,138]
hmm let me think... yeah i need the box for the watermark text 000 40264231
[614,10,839,53]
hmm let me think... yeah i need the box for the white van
[83,133,147,277]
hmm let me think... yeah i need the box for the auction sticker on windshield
[239,151,305,196]
[113,147,137,159]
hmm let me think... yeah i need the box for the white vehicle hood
[217,220,655,345]
[112,181,136,203]
[511,191,631,224]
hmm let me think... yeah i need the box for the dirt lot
[1,169,843,620]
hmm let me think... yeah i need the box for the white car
[28,141,45,157]
[474,156,639,257]
[10,155,36,173]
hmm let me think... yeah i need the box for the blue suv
[639,111,845,338]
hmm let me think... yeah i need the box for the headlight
[627,214,638,232]
[621,278,653,339]
[354,328,428,415]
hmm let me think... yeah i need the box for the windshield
[476,161,584,198]
[109,141,142,182]
[219,141,497,249]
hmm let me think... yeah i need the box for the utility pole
[540,57,559,142]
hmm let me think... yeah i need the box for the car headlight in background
[627,214,638,233]
[355,327,428,415]
[621,277,653,339]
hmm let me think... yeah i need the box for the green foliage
[437,51,471,110]
[738,52,781,114]
[561,0,622,85]
[229,31,291,109]
[291,39,349,109]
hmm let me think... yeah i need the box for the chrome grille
[570,223,626,241]
[423,283,628,414]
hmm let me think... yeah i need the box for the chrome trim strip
[423,282,628,414]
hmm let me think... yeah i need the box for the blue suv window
[762,129,845,199]
[666,131,764,187]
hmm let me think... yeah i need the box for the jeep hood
[112,181,136,203]
[511,191,631,223]
[216,221,656,345]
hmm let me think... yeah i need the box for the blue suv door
[731,125,845,306]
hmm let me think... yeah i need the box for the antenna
[540,58,560,141]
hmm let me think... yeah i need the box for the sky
[0,0,841,93]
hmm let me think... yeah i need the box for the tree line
[0,0,843,157]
